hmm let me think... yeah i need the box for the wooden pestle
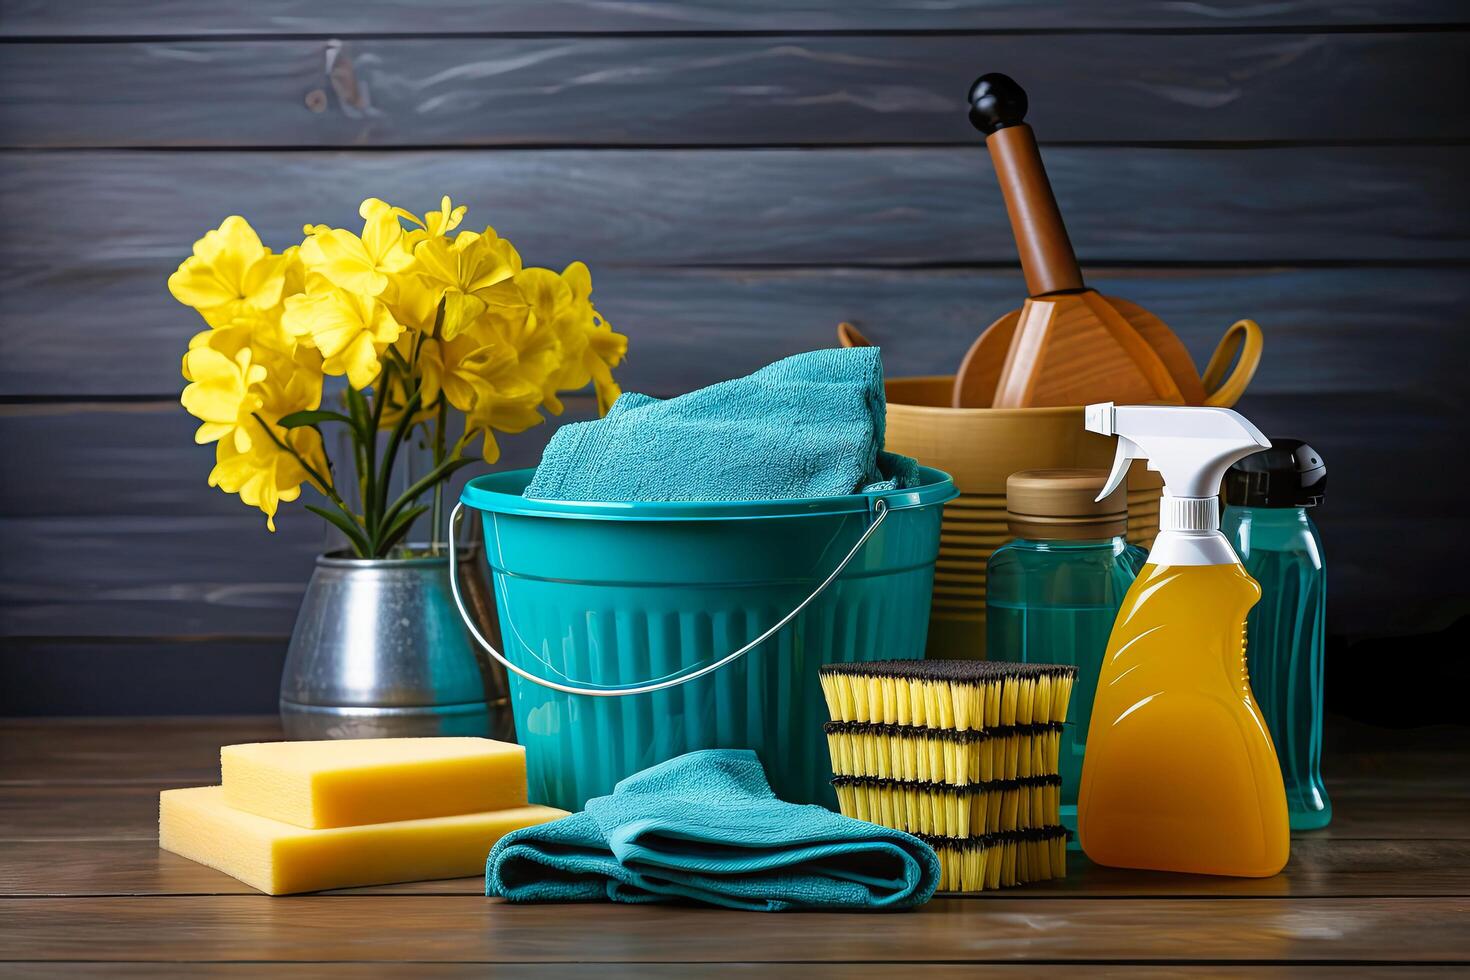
[953,74,1202,409]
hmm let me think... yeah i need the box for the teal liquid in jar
[985,470,1146,841]
[1223,504,1330,829]
[1224,439,1331,831]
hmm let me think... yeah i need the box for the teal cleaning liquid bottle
[986,469,1146,839]
[1223,439,1331,830]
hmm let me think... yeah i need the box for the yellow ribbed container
[884,377,1163,660]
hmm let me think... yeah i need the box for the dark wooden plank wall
[1,2,1467,714]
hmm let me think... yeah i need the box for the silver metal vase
[279,544,513,740]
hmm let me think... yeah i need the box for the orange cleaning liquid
[1077,561,1289,877]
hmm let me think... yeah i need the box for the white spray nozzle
[1086,401,1270,511]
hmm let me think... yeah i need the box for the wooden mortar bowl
[884,376,1164,660]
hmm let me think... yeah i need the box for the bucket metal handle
[447,498,889,698]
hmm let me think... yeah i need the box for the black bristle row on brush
[918,826,1070,893]
[831,774,1062,793]
[819,659,1077,731]
[917,825,1070,850]
[823,720,1063,741]
[821,660,1076,682]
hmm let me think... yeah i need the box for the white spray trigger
[1083,401,1270,563]
[1098,436,1141,502]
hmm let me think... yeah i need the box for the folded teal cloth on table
[524,347,919,501]
[485,749,940,911]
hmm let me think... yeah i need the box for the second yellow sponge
[161,786,564,895]
[222,737,526,828]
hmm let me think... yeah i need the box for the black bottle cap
[1224,439,1326,508]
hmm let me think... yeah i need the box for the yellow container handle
[1201,319,1264,408]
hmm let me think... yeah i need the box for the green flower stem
[363,362,390,531]
[374,381,423,540]
[451,426,477,459]
[259,299,485,558]
[252,412,368,555]
[378,453,480,543]
[386,345,414,376]
[344,385,373,518]
[430,396,449,553]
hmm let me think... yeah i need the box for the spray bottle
[1076,402,1290,877]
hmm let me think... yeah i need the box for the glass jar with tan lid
[986,468,1147,838]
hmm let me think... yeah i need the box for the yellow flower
[181,326,326,531]
[368,195,467,240]
[555,262,627,415]
[422,196,468,238]
[463,347,545,464]
[418,328,499,414]
[180,304,301,381]
[168,216,290,328]
[409,315,542,460]
[208,425,321,532]
[298,201,414,297]
[414,229,522,340]
[172,194,627,542]
[180,346,267,451]
[500,269,566,412]
[282,287,402,389]
[508,265,625,416]
[264,344,325,418]
[385,271,444,337]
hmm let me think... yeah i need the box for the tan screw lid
[1006,468,1128,541]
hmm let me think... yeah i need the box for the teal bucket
[450,466,957,811]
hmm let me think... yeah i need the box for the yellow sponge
[819,660,1076,731]
[824,721,1062,785]
[221,737,526,828]
[831,774,1061,837]
[160,785,565,895]
[923,827,1069,892]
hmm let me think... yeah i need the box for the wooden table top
[1,716,1466,976]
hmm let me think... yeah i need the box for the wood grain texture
[0,785,177,840]
[6,836,1470,897]
[2,149,1464,292]
[5,969,1466,980]
[0,716,278,783]
[1,389,1465,643]
[2,33,1467,147]
[0,399,588,518]
[4,1,1467,36]
[2,717,1463,838]
[0,398,591,642]
[0,3,1465,723]
[5,261,1469,399]
[3,894,1468,963]
[1,719,1464,970]
[10,768,1464,841]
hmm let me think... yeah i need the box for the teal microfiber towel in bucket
[486,749,940,911]
[524,347,919,501]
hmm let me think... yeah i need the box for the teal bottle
[1223,439,1331,830]
[985,470,1146,839]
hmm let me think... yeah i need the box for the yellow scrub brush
[824,720,1063,784]
[820,659,1077,892]
[819,659,1076,731]
[832,774,1061,837]
[923,827,1069,892]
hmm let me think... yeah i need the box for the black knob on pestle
[968,73,1028,135]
